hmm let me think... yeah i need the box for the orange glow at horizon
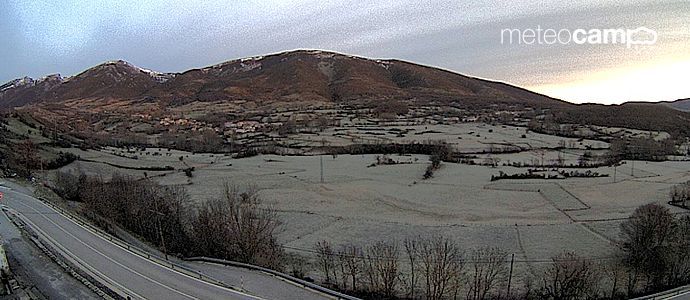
[530,56,690,104]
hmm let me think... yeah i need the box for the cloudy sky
[1,0,688,104]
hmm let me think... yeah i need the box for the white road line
[5,207,145,299]
[11,196,202,299]
[17,192,262,300]
[668,290,690,299]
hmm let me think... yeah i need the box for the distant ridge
[1,49,688,137]
[0,50,566,110]
[662,98,690,111]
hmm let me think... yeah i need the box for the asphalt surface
[107,209,333,300]
[0,206,99,299]
[181,260,331,300]
[668,291,690,299]
[0,185,260,300]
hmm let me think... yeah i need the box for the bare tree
[286,254,308,279]
[466,247,509,300]
[668,216,690,286]
[338,244,363,292]
[53,169,87,200]
[601,259,622,299]
[13,139,40,176]
[78,173,193,256]
[483,155,500,168]
[555,152,565,167]
[620,203,678,290]
[199,129,223,153]
[417,236,464,300]
[537,252,599,300]
[404,238,419,299]
[363,241,400,298]
[192,184,283,269]
[315,240,337,285]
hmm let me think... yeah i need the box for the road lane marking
[7,190,262,300]
[10,196,201,300]
[667,290,690,299]
[2,206,144,299]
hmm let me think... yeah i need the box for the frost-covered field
[287,123,608,153]
[54,123,690,273]
[57,152,690,264]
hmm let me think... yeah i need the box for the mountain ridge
[0,50,567,110]
[661,98,690,111]
[2,50,689,138]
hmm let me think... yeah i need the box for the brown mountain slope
[50,60,163,101]
[0,75,63,108]
[0,50,567,110]
[2,50,688,138]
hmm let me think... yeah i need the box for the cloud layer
[2,0,688,103]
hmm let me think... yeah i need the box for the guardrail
[631,284,690,300]
[33,196,354,299]
[184,257,361,300]
[2,206,119,300]
[31,197,244,295]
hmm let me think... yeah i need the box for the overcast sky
[1,0,688,104]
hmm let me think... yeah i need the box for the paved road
[0,206,99,299]
[0,185,260,300]
[180,260,331,300]
[668,290,690,299]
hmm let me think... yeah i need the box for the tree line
[52,171,284,269]
[312,204,690,300]
[670,181,690,209]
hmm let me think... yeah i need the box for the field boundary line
[513,225,537,277]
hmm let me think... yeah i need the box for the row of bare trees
[53,171,284,269]
[315,237,511,300]
[74,172,193,255]
[313,204,690,300]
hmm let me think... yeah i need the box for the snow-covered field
[287,123,608,153]
[55,123,690,274]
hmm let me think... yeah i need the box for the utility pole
[320,139,326,183]
[613,164,617,183]
[630,143,636,177]
[631,159,635,177]
[507,253,515,297]
[320,155,324,183]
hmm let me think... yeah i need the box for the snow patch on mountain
[0,77,35,93]
[101,60,175,83]
[240,55,264,62]
[238,61,262,72]
[376,60,392,70]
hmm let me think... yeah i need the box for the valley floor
[56,145,690,282]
